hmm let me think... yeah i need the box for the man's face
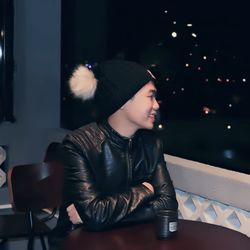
[122,81,159,130]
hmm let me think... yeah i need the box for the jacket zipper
[127,138,132,187]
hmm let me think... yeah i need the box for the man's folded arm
[62,139,153,231]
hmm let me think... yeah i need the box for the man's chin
[143,123,154,130]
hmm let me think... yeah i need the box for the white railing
[165,154,250,237]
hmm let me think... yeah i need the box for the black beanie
[69,60,155,119]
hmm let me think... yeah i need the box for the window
[61,0,250,174]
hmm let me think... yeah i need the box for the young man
[56,60,178,234]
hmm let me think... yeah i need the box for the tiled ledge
[165,154,250,211]
[175,189,250,237]
[165,154,250,236]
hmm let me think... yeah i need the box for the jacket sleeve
[147,137,178,212]
[62,136,153,231]
[120,160,178,225]
[149,153,178,212]
[121,138,178,224]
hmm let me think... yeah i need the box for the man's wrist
[142,182,154,194]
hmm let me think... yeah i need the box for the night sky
[106,1,249,115]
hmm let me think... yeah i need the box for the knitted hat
[69,60,155,119]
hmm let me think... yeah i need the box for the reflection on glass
[223,150,235,160]
[0,44,2,60]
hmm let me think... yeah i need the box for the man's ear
[121,96,133,110]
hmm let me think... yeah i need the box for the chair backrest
[8,162,63,212]
[44,142,63,163]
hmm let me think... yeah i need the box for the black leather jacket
[56,120,178,233]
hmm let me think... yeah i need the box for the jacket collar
[98,120,138,148]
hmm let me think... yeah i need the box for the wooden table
[62,220,250,250]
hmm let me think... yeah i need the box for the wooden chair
[0,162,63,250]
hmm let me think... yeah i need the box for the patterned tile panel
[176,189,250,237]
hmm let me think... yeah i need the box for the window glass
[61,0,250,174]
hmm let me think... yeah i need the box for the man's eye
[148,94,156,99]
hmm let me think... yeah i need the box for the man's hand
[66,204,83,224]
[142,182,154,194]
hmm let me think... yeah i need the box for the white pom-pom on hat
[69,65,97,100]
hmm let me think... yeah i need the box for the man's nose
[153,98,160,110]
